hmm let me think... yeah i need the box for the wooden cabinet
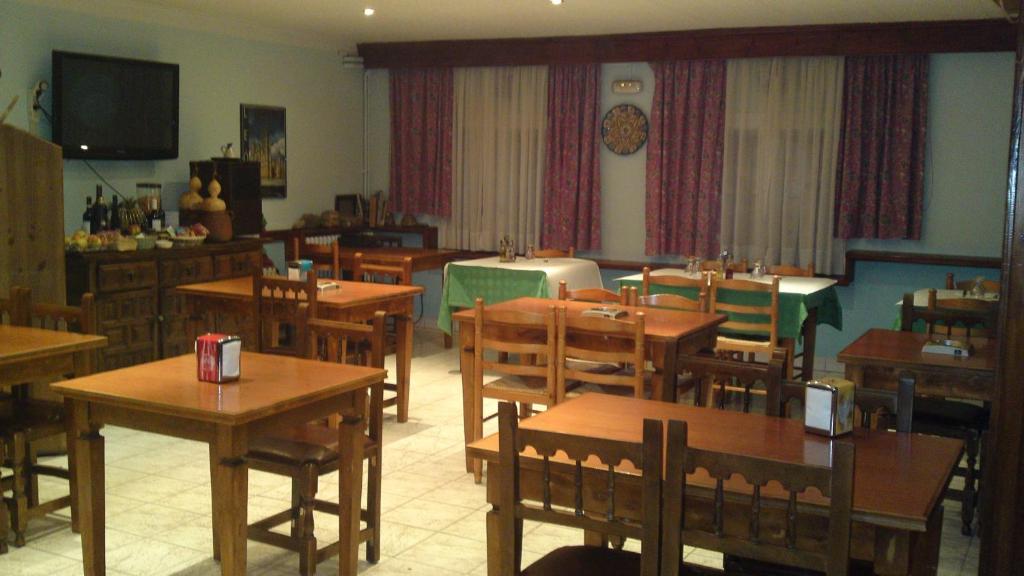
[190,160,262,235]
[66,239,262,370]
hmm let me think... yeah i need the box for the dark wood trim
[358,19,1014,69]
[837,250,1002,286]
[980,13,1024,576]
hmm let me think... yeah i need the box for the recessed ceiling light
[364,7,375,16]
[550,0,563,5]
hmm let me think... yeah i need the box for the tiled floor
[1,326,979,575]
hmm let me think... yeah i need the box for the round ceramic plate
[601,104,649,155]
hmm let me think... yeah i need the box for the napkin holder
[287,259,313,280]
[922,339,972,357]
[804,377,854,437]
[197,333,241,383]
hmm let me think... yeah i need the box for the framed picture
[240,104,287,198]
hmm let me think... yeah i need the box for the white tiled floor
[1,326,979,575]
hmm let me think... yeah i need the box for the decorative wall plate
[601,104,649,155]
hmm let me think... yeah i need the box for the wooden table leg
[909,505,943,576]
[71,400,105,576]
[209,443,221,561]
[459,320,476,472]
[395,311,414,423]
[660,339,680,403]
[212,424,248,575]
[339,388,368,576]
[801,307,819,380]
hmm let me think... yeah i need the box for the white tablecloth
[447,256,604,295]
[615,269,837,295]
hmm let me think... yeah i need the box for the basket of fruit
[167,223,209,247]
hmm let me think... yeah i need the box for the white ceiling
[26,0,1010,54]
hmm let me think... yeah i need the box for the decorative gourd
[180,169,203,210]
[202,175,227,212]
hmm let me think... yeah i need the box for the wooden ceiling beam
[358,19,1015,69]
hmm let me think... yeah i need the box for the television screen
[52,51,179,160]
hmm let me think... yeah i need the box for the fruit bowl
[172,235,207,247]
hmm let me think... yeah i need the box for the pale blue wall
[0,0,365,234]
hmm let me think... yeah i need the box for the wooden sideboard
[65,239,263,370]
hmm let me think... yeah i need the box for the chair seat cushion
[248,424,374,467]
[522,545,642,576]
[914,398,989,430]
[482,375,548,394]
[716,335,773,351]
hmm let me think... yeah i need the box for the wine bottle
[93,185,109,231]
[110,195,122,232]
[149,198,164,232]
[83,196,94,233]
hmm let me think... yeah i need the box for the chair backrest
[946,273,1000,293]
[300,303,386,436]
[900,290,998,339]
[28,293,96,335]
[662,418,854,576]
[256,274,318,356]
[640,267,708,310]
[498,401,666,576]
[556,306,646,398]
[678,349,785,414]
[473,298,558,400]
[0,286,30,326]
[292,236,341,280]
[534,247,575,258]
[557,280,632,306]
[353,252,413,285]
[778,376,915,432]
[768,262,815,277]
[710,275,780,347]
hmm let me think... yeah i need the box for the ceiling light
[550,0,563,5]
[364,7,375,16]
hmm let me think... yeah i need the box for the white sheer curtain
[720,57,845,274]
[441,66,548,251]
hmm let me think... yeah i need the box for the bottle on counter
[149,195,165,232]
[92,185,109,231]
[110,195,122,232]
[83,196,94,233]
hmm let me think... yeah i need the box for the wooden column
[980,13,1024,575]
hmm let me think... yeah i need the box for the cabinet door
[97,261,158,293]
[96,288,157,370]
[214,251,261,279]
[160,256,213,287]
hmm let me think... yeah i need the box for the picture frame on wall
[240,104,287,198]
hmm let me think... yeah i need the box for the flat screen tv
[52,51,179,160]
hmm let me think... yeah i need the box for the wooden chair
[901,289,998,339]
[677,349,785,415]
[768,262,815,277]
[557,306,647,399]
[496,401,667,576]
[1,292,96,548]
[946,272,1000,293]
[533,247,575,258]
[663,418,855,576]
[246,303,386,575]
[640,267,708,311]
[710,275,786,373]
[557,280,633,306]
[0,286,30,325]
[352,252,413,285]
[256,274,318,356]
[471,298,558,483]
[292,236,341,280]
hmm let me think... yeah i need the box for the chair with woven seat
[292,236,341,280]
[496,401,670,576]
[1,292,96,548]
[256,273,318,356]
[557,306,648,399]
[471,298,558,483]
[946,273,1000,294]
[246,303,386,575]
[352,252,413,285]
[533,247,575,258]
[710,274,787,375]
[677,349,785,414]
[557,280,633,306]
[663,419,855,576]
[768,262,815,277]
[640,267,708,311]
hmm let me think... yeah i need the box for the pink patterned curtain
[389,68,453,217]
[542,64,602,251]
[835,55,928,239]
[645,60,727,257]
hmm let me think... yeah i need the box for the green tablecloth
[618,278,842,340]
[438,265,550,334]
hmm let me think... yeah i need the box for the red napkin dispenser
[196,333,242,383]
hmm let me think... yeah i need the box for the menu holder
[316,280,341,293]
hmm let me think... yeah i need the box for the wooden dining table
[0,324,108,388]
[467,393,962,576]
[838,328,997,402]
[175,276,423,422]
[453,297,726,470]
[51,352,386,576]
